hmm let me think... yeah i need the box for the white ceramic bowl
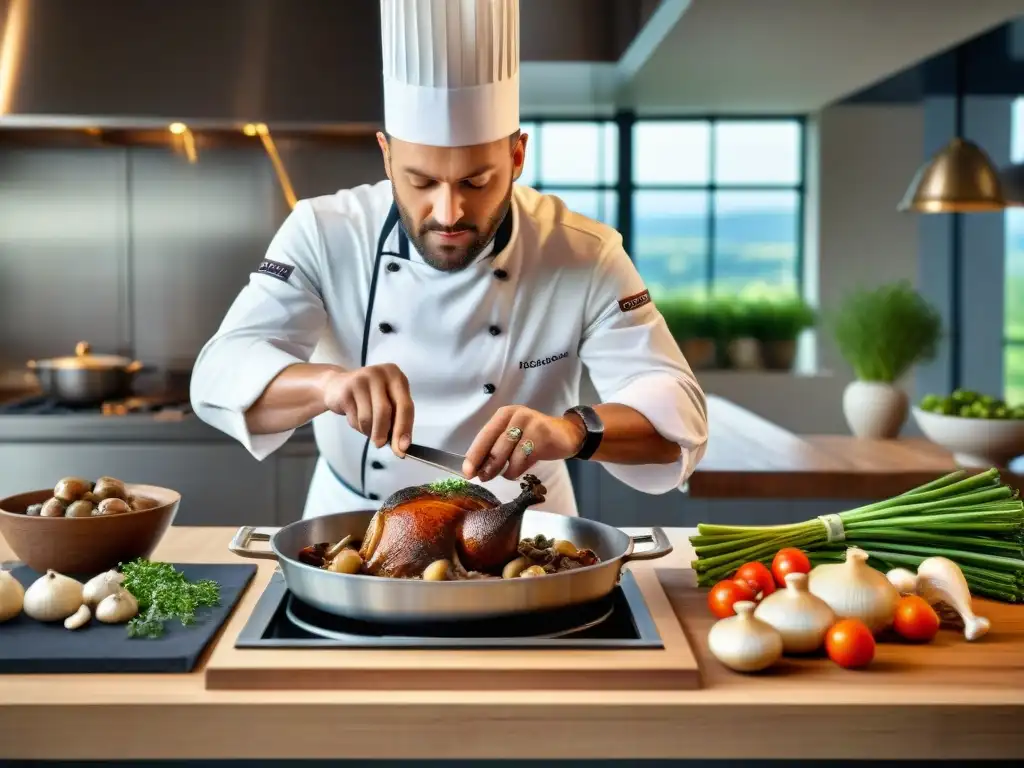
[911,406,1024,468]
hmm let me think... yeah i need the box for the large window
[631,119,803,298]
[1005,99,1024,405]
[517,120,619,228]
[516,116,805,298]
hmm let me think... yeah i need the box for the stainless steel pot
[229,508,673,623]
[27,341,144,404]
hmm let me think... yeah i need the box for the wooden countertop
[1,526,1021,761]
[691,396,1024,499]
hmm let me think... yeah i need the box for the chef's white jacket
[190,180,708,519]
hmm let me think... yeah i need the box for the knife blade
[403,442,468,478]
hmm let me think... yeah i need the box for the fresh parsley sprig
[428,477,470,494]
[118,558,221,639]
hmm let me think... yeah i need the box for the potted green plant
[749,296,817,371]
[829,280,943,439]
[715,295,763,370]
[657,293,717,370]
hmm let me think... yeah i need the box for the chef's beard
[392,182,513,272]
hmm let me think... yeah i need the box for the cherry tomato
[734,561,776,598]
[708,579,758,619]
[892,596,940,642]
[771,547,811,587]
[825,619,876,669]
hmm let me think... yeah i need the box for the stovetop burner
[0,394,191,416]
[235,569,664,649]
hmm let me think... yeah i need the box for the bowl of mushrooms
[0,475,180,574]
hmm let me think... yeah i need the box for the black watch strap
[564,405,604,460]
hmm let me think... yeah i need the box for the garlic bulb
[0,569,25,622]
[916,556,990,642]
[83,570,125,607]
[95,587,139,624]
[753,572,836,654]
[886,568,918,595]
[807,547,899,634]
[707,600,783,672]
[23,570,84,622]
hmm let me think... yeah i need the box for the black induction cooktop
[234,569,664,650]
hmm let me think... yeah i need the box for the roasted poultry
[357,474,547,578]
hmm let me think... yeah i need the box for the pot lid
[28,341,138,370]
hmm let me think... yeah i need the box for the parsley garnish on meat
[428,477,470,494]
[118,558,221,639]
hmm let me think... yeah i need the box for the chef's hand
[322,364,414,457]
[462,406,585,481]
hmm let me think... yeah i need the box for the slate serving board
[0,563,257,674]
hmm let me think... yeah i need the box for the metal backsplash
[0,137,386,373]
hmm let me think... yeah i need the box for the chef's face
[377,131,528,271]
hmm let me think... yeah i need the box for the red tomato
[771,547,812,587]
[734,561,775,598]
[893,596,940,642]
[825,619,876,669]
[707,579,758,619]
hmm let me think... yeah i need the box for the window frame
[519,112,808,298]
[1004,97,1024,403]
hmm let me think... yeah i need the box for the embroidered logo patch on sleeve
[257,259,295,282]
[618,289,651,313]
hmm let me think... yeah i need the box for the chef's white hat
[380,0,520,148]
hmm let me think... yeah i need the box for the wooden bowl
[0,484,180,575]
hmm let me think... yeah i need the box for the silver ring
[521,439,535,457]
[506,426,523,442]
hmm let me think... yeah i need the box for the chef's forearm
[570,404,682,465]
[244,363,340,435]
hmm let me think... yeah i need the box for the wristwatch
[563,405,604,460]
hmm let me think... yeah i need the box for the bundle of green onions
[690,468,1024,602]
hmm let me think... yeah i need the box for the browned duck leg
[456,474,547,574]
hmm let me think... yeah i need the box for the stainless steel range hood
[0,0,665,131]
[0,0,386,130]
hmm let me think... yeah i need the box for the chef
[190,0,709,520]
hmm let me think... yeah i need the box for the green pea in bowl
[913,391,1024,468]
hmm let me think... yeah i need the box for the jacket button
[483,383,496,394]
[493,268,508,280]
[371,460,384,470]
[368,493,380,501]
[386,261,400,273]
[489,325,501,336]
[378,322,394,334]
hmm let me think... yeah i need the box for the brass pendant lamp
[898,47,1006,213]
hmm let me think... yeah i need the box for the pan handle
[228,525,281,560]
[622,527,674,563]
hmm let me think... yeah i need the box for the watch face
[566,406,603,460]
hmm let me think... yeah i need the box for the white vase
[842,381,908,439]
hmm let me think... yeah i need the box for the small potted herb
[749,296,817,371]
[657,293,717,370]
[715,296,763,370]
[829,280,943,439]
